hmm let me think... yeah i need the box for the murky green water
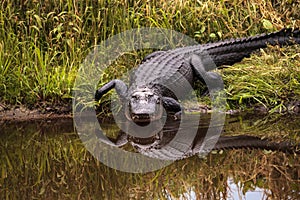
[0,114,299,199]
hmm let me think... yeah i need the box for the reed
[0,0,299,111]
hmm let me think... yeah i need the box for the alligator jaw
[126,106,164,124]
[131,113,151,122]
[130,111,163,124]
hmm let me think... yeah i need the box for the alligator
[95,28,300,122]
[96,116,299,160]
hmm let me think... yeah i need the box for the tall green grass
[222,45,300,111]
[0,0,299,109]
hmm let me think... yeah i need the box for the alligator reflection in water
[1,114,299,199]
[98,114,299,160]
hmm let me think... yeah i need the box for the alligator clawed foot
[173,111,182,121]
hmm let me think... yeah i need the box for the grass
[0,0,299,111]
[222,45,300,111]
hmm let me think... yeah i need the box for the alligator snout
[129,108,162,123]
[126,104,163,123]
[125,88,164,123]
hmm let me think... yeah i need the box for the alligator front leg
[190,54,224,93]
[95,79,128,101]
[162,96,183,120]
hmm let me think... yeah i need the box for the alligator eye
[146,93,154,98]
[156,97,161,104]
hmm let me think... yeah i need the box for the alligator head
[125,87,164,123]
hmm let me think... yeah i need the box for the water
[0,114,299,199]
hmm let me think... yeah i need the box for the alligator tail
[203,28,300,70]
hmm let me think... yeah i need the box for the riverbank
[1,99,299,123]
[0,103,72,122]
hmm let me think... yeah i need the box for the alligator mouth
[131,113,152,122]
[125,110,164,124]
[130,113,165,125]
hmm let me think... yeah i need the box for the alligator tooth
[132,115,139,120]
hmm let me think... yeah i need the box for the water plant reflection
[0,115,299,199]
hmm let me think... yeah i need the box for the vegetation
[222,45,300,111]
[0,0,299,111]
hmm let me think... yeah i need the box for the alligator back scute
[130,52,195,98]
[201,28,300,70]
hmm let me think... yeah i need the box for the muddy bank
[1,100,299,123]
[0,104,72,122]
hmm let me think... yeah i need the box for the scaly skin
[95,28,300,122]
